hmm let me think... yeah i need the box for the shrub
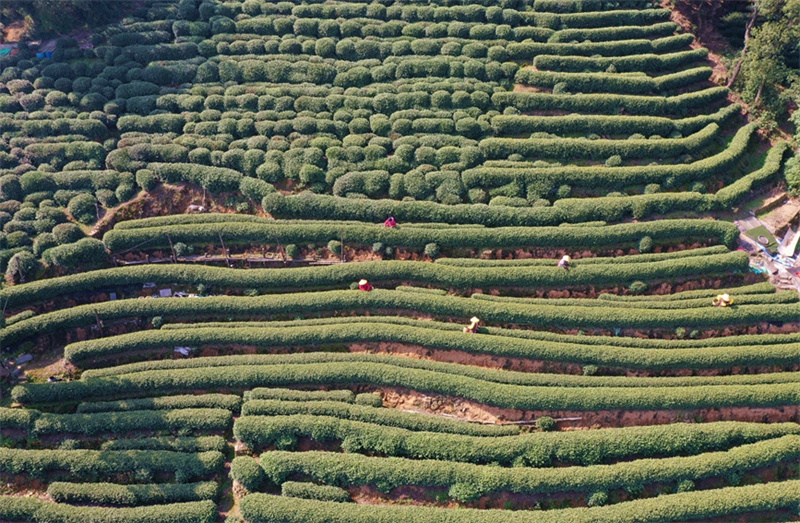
[239,481,800,523]
[327,239,342,256]
[0,175,22,201]
[6,231,31,248]
[6,251,37,283]
[582,365,598,376]
[67,193,97,224]
[449,482,484,503]
[231,456,265,492]
[285,244,298,259]
[424,243,440,259]
[281,482,350,503]
[42,238,107,268]
[96,188,117,208]
[33,233,57,257]
[629,281,648,294]
[46,481,218,506]
[536,416,556,432]
[638,236,653,253]
[52,223,83,245]
[240,178,275,203]
[174,242,192,257]
[644,184,661,195]
[354,393,383,408]
[588,491,609,507]
[786,155,800,192]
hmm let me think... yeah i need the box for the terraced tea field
[0,0,798,521]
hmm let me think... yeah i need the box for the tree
[0,0,125,36]
[731,0,800,124]
[6,251,37,284]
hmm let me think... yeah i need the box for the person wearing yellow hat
[358,279,373,292]
[557,255,571,270]
[463,316,480,333]
[712,294,733,307]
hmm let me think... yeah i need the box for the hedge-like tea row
[0,406,39,431]
[5,406,234,435]
[11,286,799,351]
[480,123,718,160]
[547,21,679,43]
[0,223,737,307]
[0,497,216,523]
[268,6,669,29]
[554,8,671,29]
[247,388,356,403]
[76,393,242,413]
[205,32,690,63]
[112,215,373,230]
[78,352,800,390]
[492,87,729,116]
[147,162,243,193]
[0,448,224,480]
[258,436,800,496]
[491,105,737,138]
[435,245,731,266]
[514,66,712,94]
[262,137,788,227]
[395,285,449,296]
[46,481,219,505]
[472,290,797,310]
[552,137,790,215]
[533,48,709,74]
[464,123,754,190]
[263,191,744,231]
[162,308,800,350]
[31,408,233,436]
[596,281,776,302]
[15,359,798,411]
[104,217,740,252]
[11,280,775,348]
[506,33,695,61]
[23,141,107,168]
[0,118,107,138]
[94,247,747,294]
[62,320,800,371]
[238,481,800,523]
[234,415,800,466]
[238,400,521,437]
[714,141,792,207]
[7,264,764,343]
[281,481,352,503]
[100,436,227,453]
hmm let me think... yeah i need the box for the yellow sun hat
[359,279,368,285]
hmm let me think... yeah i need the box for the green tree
[1,0,125,36]
[730,1,799,125]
